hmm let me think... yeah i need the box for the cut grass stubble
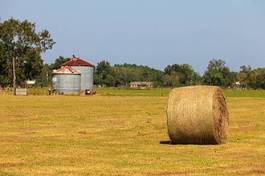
[0,90,265,175]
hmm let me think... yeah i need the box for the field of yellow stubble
[0,94,265,176]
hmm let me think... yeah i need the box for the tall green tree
[203,59,232,87]
[94,60,112,86]
[255,68,265,89]
[0,18,55,85]
[162,72,180,87]
[236,65,254,88]
[36,63,52,87]
[164,64,200,86]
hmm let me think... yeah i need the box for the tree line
[93,59,265,89]
[0,18,265,89]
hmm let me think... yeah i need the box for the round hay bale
[167,86,229,144]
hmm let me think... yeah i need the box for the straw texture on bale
[167,86,229,144]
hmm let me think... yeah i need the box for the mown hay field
[0,89,265,175]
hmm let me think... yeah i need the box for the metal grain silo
[62,56,94,92]
[52,66,81,95]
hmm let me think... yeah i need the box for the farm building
[52,56,94,95]
[52,66,81,95]
[129,81,153,89]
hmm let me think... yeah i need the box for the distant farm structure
[232,81,247,89]
[52,56,94,95]
[129,81,153,89]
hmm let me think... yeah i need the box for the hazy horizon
[1,0,265,73]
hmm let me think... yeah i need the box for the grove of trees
[1,18,265,89]
[0,18,55,86]
[94,61,164,87]
[94,60,265,89]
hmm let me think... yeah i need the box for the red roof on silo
[62,57,94,67]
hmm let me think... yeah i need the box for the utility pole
[12,57,16,95]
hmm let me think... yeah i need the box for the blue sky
[1,0,265,73]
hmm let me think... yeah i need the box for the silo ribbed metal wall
[53,74,81,94]
[71,66,94,91]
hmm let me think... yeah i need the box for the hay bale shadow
[159,140,218,145]
[159,140,172,145]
